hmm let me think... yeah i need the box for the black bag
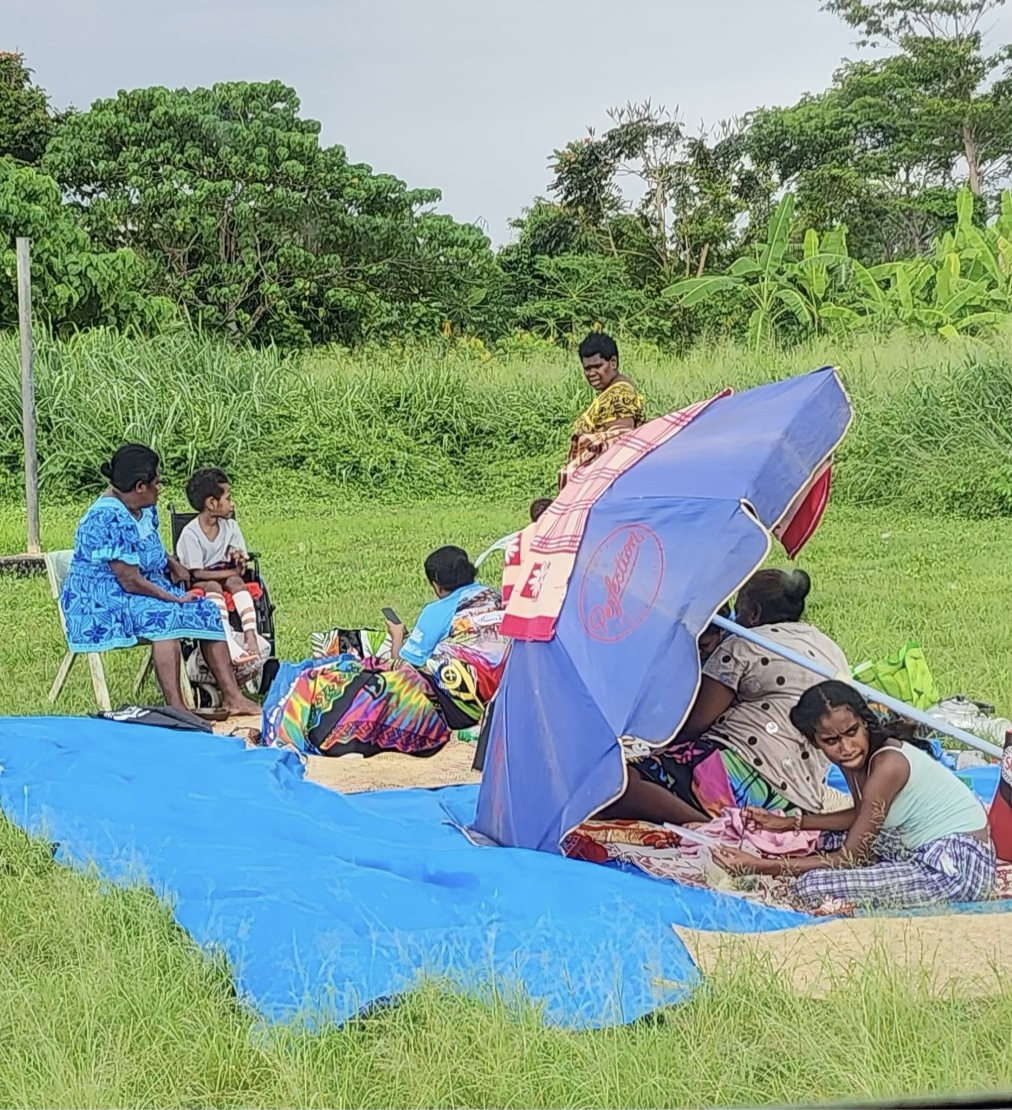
[92,705,214,734]
[472,699,493,772]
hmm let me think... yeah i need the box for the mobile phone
[381,607,403,626]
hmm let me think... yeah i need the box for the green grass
[2,498,1012,1106]
[2,499,1009,716]
[3,327,1012,515]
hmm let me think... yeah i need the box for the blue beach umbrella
[474,367,852,852]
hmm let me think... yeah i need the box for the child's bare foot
[243,630,260,657]
[224,695,262,718]
[226,636,254,666]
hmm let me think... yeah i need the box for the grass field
[2,499,1009,715]
[3,328,1012,516]
[2,497,1012,1106]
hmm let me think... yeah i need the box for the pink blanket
[561,809,828,911]
[688,808,821,857]
[501,522,535,607]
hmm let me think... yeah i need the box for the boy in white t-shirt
[176,468,258,664]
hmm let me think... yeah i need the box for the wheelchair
[168,505,278,700]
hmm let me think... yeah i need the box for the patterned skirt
[261,656,451,757]
[635,737,796,817]
[792,831,996,910]
[62,569,225,652]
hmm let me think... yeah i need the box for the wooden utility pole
[16,237,40,556]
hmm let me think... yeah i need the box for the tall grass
[1,328,1011,514]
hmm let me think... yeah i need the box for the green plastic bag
[851,641,940,712]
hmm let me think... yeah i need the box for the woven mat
[822,785,852,812]
[305,740,480,793]
[210,718,479,794]
[211,715,260,740]
[675,911,1010,998]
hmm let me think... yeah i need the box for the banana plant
[663,194,851,350]
[846,251,1006,336]
[665,185,1012,346]
[790,225,859,329]
[938,187,1012,317]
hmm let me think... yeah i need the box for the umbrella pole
[711,616,1002,759]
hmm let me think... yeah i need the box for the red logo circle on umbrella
[578,524,664,643]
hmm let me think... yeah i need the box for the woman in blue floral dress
[61,444,261,716]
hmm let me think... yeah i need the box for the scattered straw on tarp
[305,740,480,793]
[675,911,1011,999]
[211,717,480,794]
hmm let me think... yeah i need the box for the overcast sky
[11,0,876,242]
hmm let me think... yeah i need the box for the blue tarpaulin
[0,715,816,1030]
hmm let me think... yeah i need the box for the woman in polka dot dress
[605,569,849,825]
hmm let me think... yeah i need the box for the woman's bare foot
[224,695,262,718]
[202,641,261,718]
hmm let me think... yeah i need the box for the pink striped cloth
[501,523,534,607]
[501,391,730,642]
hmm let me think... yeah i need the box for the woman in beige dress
[603,569,849,825]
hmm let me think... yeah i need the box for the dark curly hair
[100,444,159,492]
[423,545,476,592]
[577,331,618,365]
[185,467,230,512]
[790,680,936,761]
[736,568,811,628]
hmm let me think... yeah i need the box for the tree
[502,103,760,341]
[823,0,1012,197]
[748,0,1011,262]
[44,81,500,346]
[0,52,54,166]
[517,253,659,340]
[663,194,853,349]
[494,199,590,322]
[548,102,754,279]
[748,67,952,261]
[0,158,173,332]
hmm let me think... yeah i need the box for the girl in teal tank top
[709,681,994,911]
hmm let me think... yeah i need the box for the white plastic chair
[475,531,520,570]
[45,550,190,711]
